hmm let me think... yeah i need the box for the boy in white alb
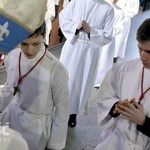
[0,22,69,150]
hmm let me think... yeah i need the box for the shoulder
[99,0,114,9]
[45,51,68,84]
[4,48,21,65]
[112,58,141,73]
[120,58,140,68]
[7,47,21,58]
[45,51,68,74]
[105,58,142,83]
[98,0,114,16]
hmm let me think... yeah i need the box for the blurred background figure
[142,0,150,11]
[113,0,139,62]
[0,125,29,150]
[44,0,55,47]
[48,0,69,47]
[95,0,124,88]
[140,0,145,6]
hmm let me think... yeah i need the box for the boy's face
[20,34,44,59]
[138,41,150,69]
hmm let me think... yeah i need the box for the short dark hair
[28,22,46,38]
[136,18,150,42]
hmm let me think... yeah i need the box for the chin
[26,55,35,59]
[143,64,150,69]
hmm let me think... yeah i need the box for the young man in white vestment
[0,22,69,150]
[94,0,124,87]
[59,0,114,127]
[113,0,139,62]
[95,18,150,150]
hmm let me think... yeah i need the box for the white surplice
[59,0,114,114]
[95,4,124,86]
[0,44,69,150]
[114,0,139,58]
[95,58,150,150]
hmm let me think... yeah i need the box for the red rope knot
[139,94,144,101]
[18,78,22,85]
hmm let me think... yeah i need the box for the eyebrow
[138,46,150,53]
[21,41,40,45]
[144,50,150,53]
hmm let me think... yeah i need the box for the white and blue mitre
[0,0,46,54]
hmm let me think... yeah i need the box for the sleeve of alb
[109,101,120,117]
[137,116,150,137]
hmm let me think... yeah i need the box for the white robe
[95,4,124,86]
[114,0,139,58]
[0,44,69,150]
[0,126,29,150]
[95,58,150,150]
[59,0,114,114]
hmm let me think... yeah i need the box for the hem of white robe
[47,142,65,150]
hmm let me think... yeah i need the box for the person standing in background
[59,0,114,127]
[44,0,55,47]
[48,0,69,47]
[113,0,139,62]
[95,0,124,87]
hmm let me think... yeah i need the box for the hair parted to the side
[136,18,150,42]
[28,22,46,38]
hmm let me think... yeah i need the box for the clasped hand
[114,98,146,125]
[77,20,90,34]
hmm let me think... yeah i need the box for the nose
[26,45,33,54]
[140,51,147,61]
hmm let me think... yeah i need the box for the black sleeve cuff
[137,116,150,137]
[88,33,90,40]
[75,29,80,35]
[109,101,120,117]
